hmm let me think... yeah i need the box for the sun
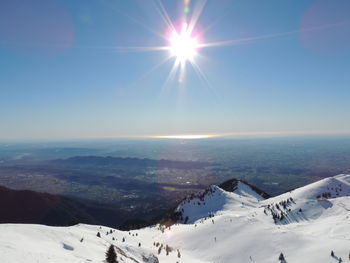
[168,23,199,63]
[113,1,346,90]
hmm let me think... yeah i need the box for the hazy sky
[1,0,350,140]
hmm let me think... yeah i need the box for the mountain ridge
[0,186,156,228]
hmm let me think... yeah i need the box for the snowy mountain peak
[173,179,268,224]
[172,174,350,225]
[218,178,271,199]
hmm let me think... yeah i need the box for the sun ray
[200,6,233,36]
[199,21,350,49]
[113,45,169,53]
[158,58,181,97]
[101,0,167,41]
[152,0,176,33]
[123,55,173,92]
[190,59,221,100]
[179,60,187,83]
[187,0,207,34]
[74,20,350,53]
[190,60,209,88]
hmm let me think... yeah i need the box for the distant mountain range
[53,156,213,169]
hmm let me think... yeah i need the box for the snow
[262,174,350,222]
[1,174,350,263]
[175,182,264,224]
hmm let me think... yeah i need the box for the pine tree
[279,252,285,261]
[105,245,117,263]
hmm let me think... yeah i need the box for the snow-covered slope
[269,174,350,202]
[1,175,350,263]
[261,174,350,223]
[174,180,266,224]
[0,224,159,263]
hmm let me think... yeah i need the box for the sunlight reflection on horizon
[151,134,218,139]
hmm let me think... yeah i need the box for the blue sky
[0,0,350,140]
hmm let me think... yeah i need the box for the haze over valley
[1,136,350,228]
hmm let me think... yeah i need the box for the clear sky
[0,0,350,140]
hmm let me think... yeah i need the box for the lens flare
[109,0,349,98]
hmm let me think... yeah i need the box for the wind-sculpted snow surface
[1,175,350,263]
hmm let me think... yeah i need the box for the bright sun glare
[152,134,216,139]
[169,23,199,63]
[114,0,348,90]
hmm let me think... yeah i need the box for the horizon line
[1,130,350,142]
